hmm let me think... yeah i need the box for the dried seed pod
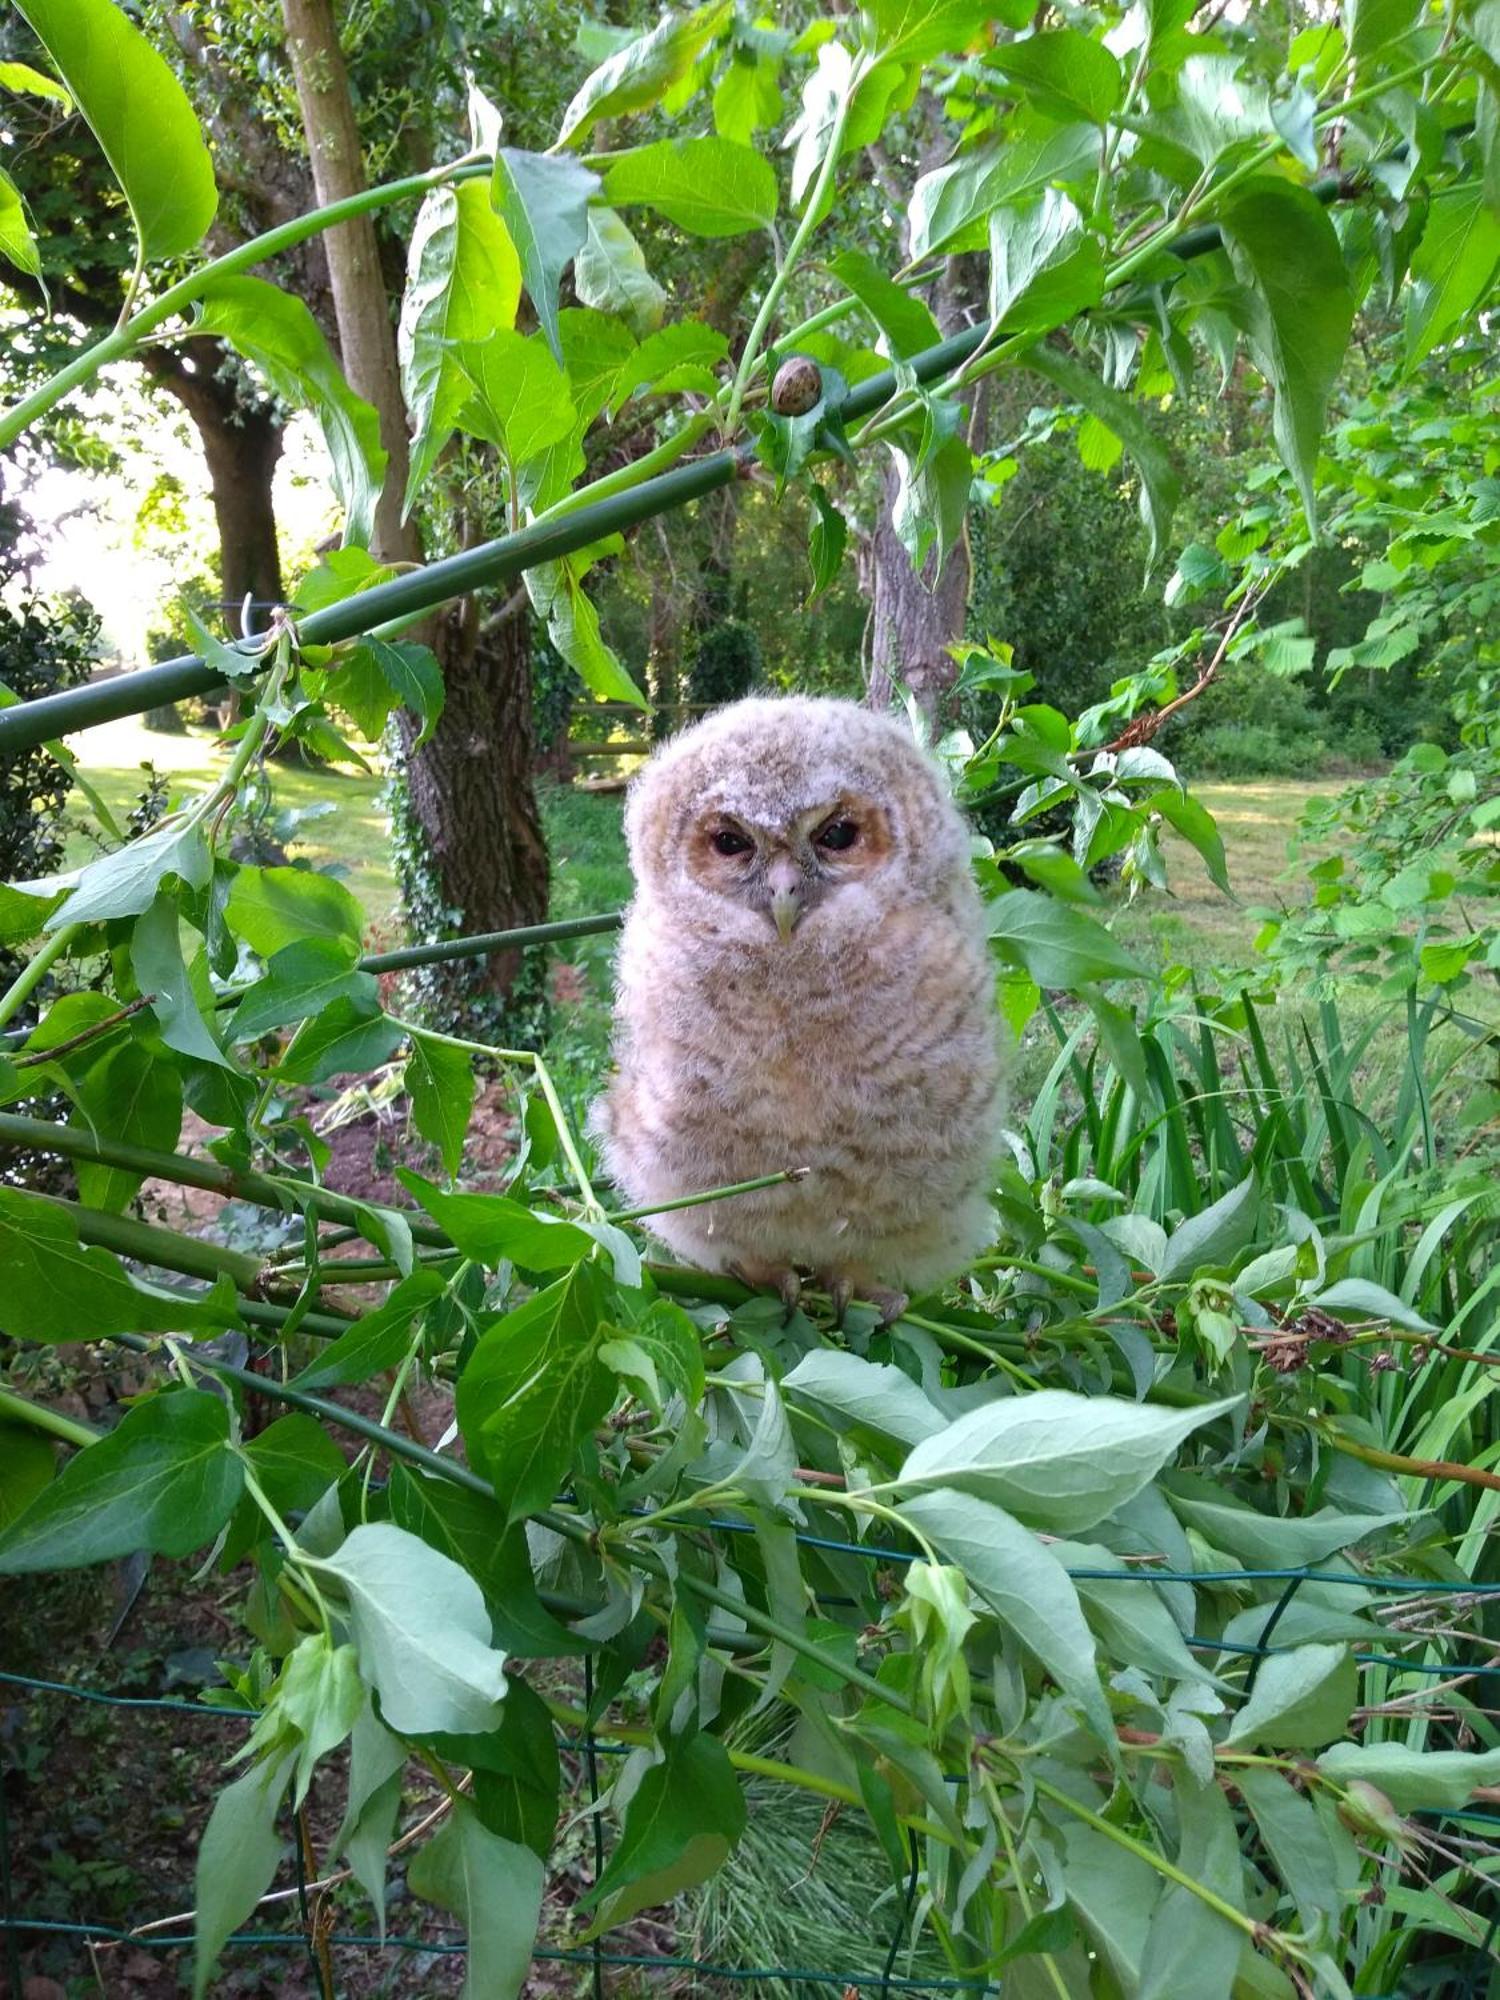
[771,355,823,417]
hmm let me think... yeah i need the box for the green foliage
[686,614,762,707]
[3,2,1499,1994]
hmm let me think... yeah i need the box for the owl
[592,696,1004,1321]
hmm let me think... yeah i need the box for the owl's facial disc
[690,799,890,940]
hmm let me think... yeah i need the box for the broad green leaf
[279,997,401,1086]
[396,1168,595,1270]
[0,58,71,107]
[559,306,637,422]
[226,863,365,962]
[40,817,210,930]
[491,149,598,359]
[1158,1175,1258,1281]
[255,1632,365,1809]
[1315,1740,1500,1812]
[899,1489,1111,1736]
[829,248,939,358]
[460,1675,563,1858]
[1137,1770,1243,2000]
[987,888,1144,988]
[192,1750,294,2000]
[405,1031,476,1178]
[16,0,216,260]
[229,938,379,1043]
[0,1188,241,1345]
[0,880,61,945]
[1346,0,1423,71]
[363,638,444,746]
[557,4,732,148]
[290,1271,447,1391]
[0,1423,55,1529]
[1218,181,1354,530]
[907,119,1099,259]
[455,1261,615,1524]
[889,430,971,576]
[0,165,41,279]
[602,1298,705,1410]
[525,554,648,707]
[895,1389,1241,1533]
[306,1522,509,1736]
[782,1349,944,1450]
[990,29,1122,124]
[1224,1642,1357,1750]
[70,1040,183,1212]
[1059,1823,1158,1989]
[864,0,1029,65]
[407,1800,544,2000]
[604,137,777,236]
[0,1390,243,1573]
[1237,1769,1357,1942]
[988,189,1103,336]
[194,276,386,547]
[334,1697,406,1938]
[1154,787,1231,893]
[1164,1484,1409,1568]
[1305,1277,1437,1332]
[220,1411,349,1566]
[1022,346,1182,563]
[131,890,233,1070]
[1052,1538,1210,1686]
[386,1463,585,1658]
[1404,181,1500,365]
[580,1732,746,1935]
[574,208,667,333]
[323,637,445,749]
[713,47,782,143]
[1149,55,1273,172]
[457,328,576,465]
[806,483,848,601]
[398,182,522,510]
[607,320,729,411]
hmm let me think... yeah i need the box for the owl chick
[592,695,1003,1319]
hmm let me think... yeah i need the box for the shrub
[1188,721,1328,777]
[686,615,763,708]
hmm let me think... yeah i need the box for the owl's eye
[814,817,859,853]
[710,827,753,857]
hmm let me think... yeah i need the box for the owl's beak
[765,855,805,940]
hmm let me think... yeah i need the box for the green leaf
[396,1169,595,1270]
[0,165,41,279]
[525,554,648,708]
[713,48,782,143]
[1137,1769,1243,2000]
[194,276,387,547]
[987,888,1145,989]
[306,1522,509,1736]
[1154,787,1231,894]
[227,863,365,962]
[229,938,379,1043]
[333,1698,406,1938]
[580,1732,746,1936]
[455,1262,614,1525]
[1052,1538,1210,1685]
[1315,1740,1500,1812]
[557,4,731,148]
[889,430,971,578]
[1305,1278,1437,1332]
[899,1489,1111,1736]
[41,817,210,930]
[1021,345,1182,563]
[1164,1485,1409,1568]
[279,997,402,1087]
[828,248,939,358]
[290,1271,447,1391]
[574,208,668,334]
[1404,181,1500,365]
[192,1750,294,2000]
[783,1349,944,1451]
[1346,0,1423,72]
[0,1423,55,1529]
[0,58,71,108]
[865,0,1029,66]
[0,1390,243,1573]
[490,149,598,360]
[806,483,848,602]
[1218,181,1354,530]
[907,119,1099,259]
[604,136,777,237]
[988,190,1104,336]
[990,29,1122,124]
[1236,1768,1353,1937]
[0,880,61,945]
[602,1298,705,1410]
[70,1040,183,1212]
[456,1675,562,1858]
[895,1389,1241,1534]
[399,181,522,510]
[15,0,216,261]
[407,1799,544,2000]
[1159,1175,1258,1281]
[457,327,577,465]
[0,1188,241,1345]
[404,1032,476,1179]
[1224,1642,1357,1750]
[131,891,233,1070]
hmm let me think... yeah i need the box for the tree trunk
[279,0,551,1017]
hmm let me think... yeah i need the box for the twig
[1084,585,1268,759]
[13,995,155,1068]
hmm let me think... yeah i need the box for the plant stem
[0,924,84,1032]
[0,157,490,450]
[610,1167,810,1223]
[0,1386,100,1449]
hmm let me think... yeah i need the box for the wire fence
[3,1531,1499,1998]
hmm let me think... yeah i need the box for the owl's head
[624,696,971,945]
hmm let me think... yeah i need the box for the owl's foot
[729,1259,803,1324]
[819,1275,909,1329]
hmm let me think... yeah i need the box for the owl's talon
[825,1275,853,1329]
[778,1269,803,1323]
[869,1287,909,1328]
